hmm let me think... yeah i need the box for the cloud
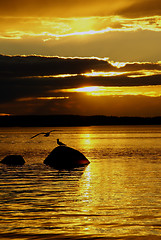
[121,62,161,72]
[0,0,133,17]
[0,54,114,77]
[118,0,161,18]
[1,15,161,42]
[0,54,161,116]
[1,1,161,46]
[1,54,161,77]
[1,0,161,19]
[0,0,161,17]
[0,54,161,105]
[1,29,161,62]
[1,92,161,116]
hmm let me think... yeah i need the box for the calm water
[0,126,161,240]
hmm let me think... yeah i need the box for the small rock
[1,155,25,166]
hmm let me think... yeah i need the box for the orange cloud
[0,15,161,42]
[118,0,161,17]
[0,0,132,17]
[1,0,161,43]
[1,0,161,19]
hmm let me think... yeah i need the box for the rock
[0,155,25,166]
[44,146,90,169]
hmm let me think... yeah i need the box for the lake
[0,126,161,240]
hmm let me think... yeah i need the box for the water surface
[0,126,161,239]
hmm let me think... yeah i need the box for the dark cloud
[0,54,161,115]
[118,0,161,18]
[122,62,161,72]
[82,74,161,87]
[1,72,161,105]
[1,92,161,116]
[1,54,161,78]
[0,54,114,77]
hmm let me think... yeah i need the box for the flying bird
[57,139,66,146]
[30,130,55,139]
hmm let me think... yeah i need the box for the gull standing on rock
[57,139,66,146]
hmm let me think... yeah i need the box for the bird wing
[49,129,55,133]
[30,132,45,139]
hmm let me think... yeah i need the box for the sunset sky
[0,0,161,116]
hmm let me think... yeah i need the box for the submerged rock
[44,146,90,169]
[0,155,25,166]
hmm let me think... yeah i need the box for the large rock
[0,155,25,166]
[44,146,90,169]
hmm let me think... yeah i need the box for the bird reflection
[30,130,55,139]
[57,139,66,146]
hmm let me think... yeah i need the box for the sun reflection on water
[1,126,161,238]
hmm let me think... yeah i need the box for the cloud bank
[0,54,161,113]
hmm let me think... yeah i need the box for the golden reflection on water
[79,133,92,146]
[78,157,161,236]
[1,126,161,238]
[75,128,161,237]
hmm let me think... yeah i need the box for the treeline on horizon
[0,115,161,127]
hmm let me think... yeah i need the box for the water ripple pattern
[0,126,161,239]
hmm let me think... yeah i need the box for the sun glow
[73,86,100,93]
[1,15,161,41]
[60,85,161,97]
[0,113,11,116]
[109,61,127,68]
[82,71,127,77]
[128,70,161,78]
[17,96,69,101]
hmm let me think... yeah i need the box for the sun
[57,85,161,98]
[71,18,94,33]
[74,86,99,93]
[61,86,108,96]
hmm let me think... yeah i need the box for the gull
[57,139,66,146]
[30,130,55,139]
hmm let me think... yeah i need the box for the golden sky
[0,0,161,116]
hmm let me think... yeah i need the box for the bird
[30,130,55,139]
[57,139,66,146]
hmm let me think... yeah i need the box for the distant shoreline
[0,115,161,127]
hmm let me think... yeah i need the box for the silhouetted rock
[44,146,90,169]
[0,155,25,166]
